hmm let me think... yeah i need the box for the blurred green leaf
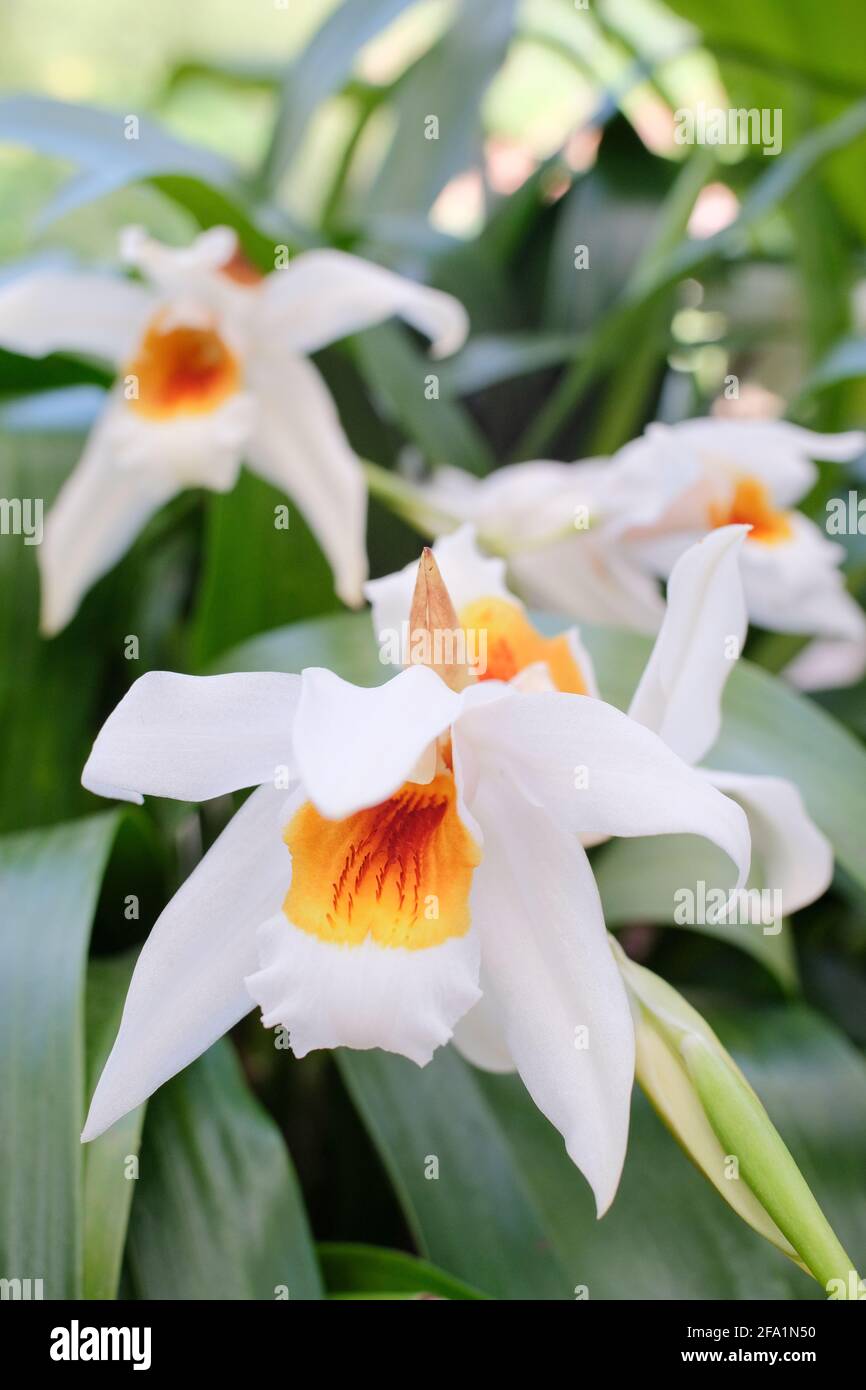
[0,811,121,1298]
[804,337,866,395]
[319,1242,488,1300]
[125,1039,322,1300]
[0,95,239,226]
[438,332,583,396]
[666,0,866,237]
[83,951,145,1300]
[354,322,494,474]
[189,469,341,668]
[260,0,420,194]
[518,98,866,457]
[361,0,518,225]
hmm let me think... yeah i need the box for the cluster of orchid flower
[1,228,860,1290]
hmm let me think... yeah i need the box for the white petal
[451,985,515,1073]
[509,535,665,634]
[248,918,480,1066]
[0,268,154,363]
[82,783,291,1140]
[38,402,181,635]
[292,664,460,821]
[784,633,866,691]
[259,249,469,358]
[467,766,635,1215]
[82,670,300,805]
[629,525,748,764]
[455,692,751,888]
[121,225,237,296]
[364,524,512,659]
[707,769,833,915]
[245,352,367,606]
[740,514,864,640]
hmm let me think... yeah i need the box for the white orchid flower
[80,549,749,1216]
[378,529,825,1087]
[610,419,866,690]
[0,226,468,632]
[415,459,667,634]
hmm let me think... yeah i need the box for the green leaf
[189,469,341,668]
[338,1023,844,1298]
[0,95,239,226]
[362,0,518,222]
[319,1242,489,1300]
[0,812,121,1299]
[124,1039,322,1300]
[260,0,420,193]
[83,951,146,1300]
[517,99,866,457]
[337,1048,568,1299]
[354,322,494,474]
[437,332,584,396]
[804,336,866,394]
[475,1003,866,1299]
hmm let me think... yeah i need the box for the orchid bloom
[0,226,468,632]
[80,550,749,1216]
[369,524,830,931]
[610,419,866,690]
[414,459,667,634]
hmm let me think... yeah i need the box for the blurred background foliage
[1,0,866,1300]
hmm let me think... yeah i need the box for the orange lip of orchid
[283,550,482,952]
[282,772,481,951]
[458,594,588,694]
[126,315,241,421]
[709,476,793,546]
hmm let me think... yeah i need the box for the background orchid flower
[411,459,666,633]
[610,419,866,690]
[365,522,598,695]
[80,551,750,1218]
[628,524,833,919]
[0,225,468,632]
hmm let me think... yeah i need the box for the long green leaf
[124,1040,323,1301]
[319,1242,488,1300]
[260,0,420,192]
[83,951,146,1300]
[337,1048,568,1299]
[0,812,120,1299]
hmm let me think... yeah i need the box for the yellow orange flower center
[282,772,480,950]
[458,595,587,693]
[126,316,240,420]
[708,476,793,546]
